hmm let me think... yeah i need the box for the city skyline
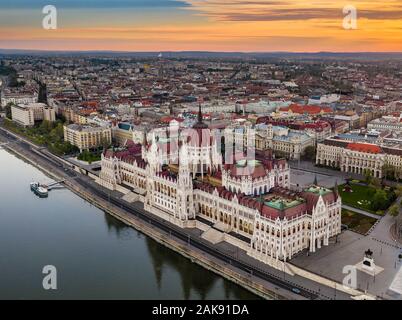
[0,0,401,52]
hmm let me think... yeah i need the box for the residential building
[11,103,55,126]
[63,124,112,151]
[368,115,402,132]
[11,104,34,126]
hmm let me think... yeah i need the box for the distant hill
[0,49,401,60]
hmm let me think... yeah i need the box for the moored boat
[30,182,49,197]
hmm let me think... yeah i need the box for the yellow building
[63,124,111,152]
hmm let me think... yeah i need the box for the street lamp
[334,283,337,299]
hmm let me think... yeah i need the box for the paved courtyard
[291,214,402,300]
[290,168,345,190]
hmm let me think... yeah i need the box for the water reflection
[0,148,259,300]
[103,212,257,300]
[146,235,257,300]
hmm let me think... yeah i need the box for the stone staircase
[121,192,139,203]
[201,227,224,244]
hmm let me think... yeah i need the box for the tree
[395,185,402,198]
[371,189,388,211]
[363,169,373,185]
[389,204,400,217]
[38,120,53,135]
[49,123,64,142]
[370,178,381,189]
[382,164,396,181]
[100,136,111,151]
[4,103,13,119]
[302,145,316,161]
[395,168,402,182]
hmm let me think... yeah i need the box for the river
[0,149,257,300]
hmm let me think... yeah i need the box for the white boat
[30,182,49,197]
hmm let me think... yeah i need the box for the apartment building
[11,103,55,127]
[63,124,112,152]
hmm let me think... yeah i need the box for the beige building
[11,103,55,127]
[64,124,112,152]
[225,122,314,160]
[111,122,148,146]
[368,115,402,132]
[11,104,35,126]
[316,137,402,178]
[43,106,56,122]
[62,108,90,125]
[1,92,37,107]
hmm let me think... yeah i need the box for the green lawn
[77,150,102,163]
[338,182,396,215]
[341,209,377,235]
[338,183,376,212]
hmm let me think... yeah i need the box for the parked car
[292,288,301,294]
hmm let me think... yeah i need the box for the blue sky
[0,0,190,9]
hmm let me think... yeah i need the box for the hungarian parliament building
[97,109,342,268]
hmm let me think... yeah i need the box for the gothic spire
[193,104,208,129]
[198,103,203,124]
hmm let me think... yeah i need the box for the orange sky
[0,0,401,52]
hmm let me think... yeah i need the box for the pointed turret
[198,103,202,123]
[142,128,147,147]
[177,142,195,221]
[193,104,208,130]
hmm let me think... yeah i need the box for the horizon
[1,48,402,54]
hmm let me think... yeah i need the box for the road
[0,125,355,300]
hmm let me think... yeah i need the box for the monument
[362,249,375,272]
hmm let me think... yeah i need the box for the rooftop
[346,142,382,154]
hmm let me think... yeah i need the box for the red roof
[81,101,99,108]
[280,104,332,115]
[160,116,184,124]
[347,143,382,154]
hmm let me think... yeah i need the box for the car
[291,288,301,294]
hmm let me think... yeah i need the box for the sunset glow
[0,0,401,52]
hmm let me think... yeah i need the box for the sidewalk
[342,205,381,220]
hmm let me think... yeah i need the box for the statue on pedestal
[362,249,375,272]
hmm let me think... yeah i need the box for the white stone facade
[316,138,402,178]
[11,103,55,127]
[98,141,341,265]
